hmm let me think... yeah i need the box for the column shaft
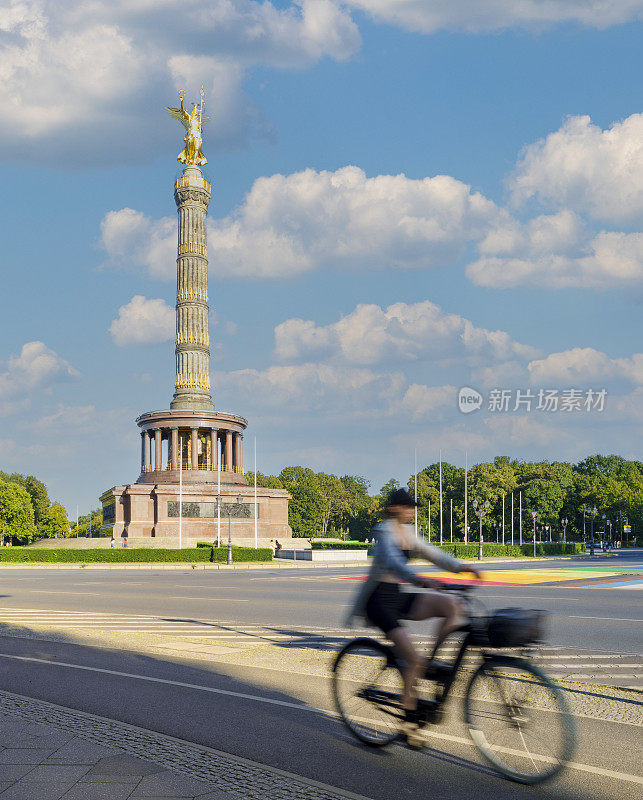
[171,428,179,470]
[143,431,151,472]
[211,429,218,471]
[225,431,233,472]
[154,429,162,472]
[191,427,199,471]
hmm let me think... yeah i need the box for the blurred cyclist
[346,487,481,746]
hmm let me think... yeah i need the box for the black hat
[387,487,418,507]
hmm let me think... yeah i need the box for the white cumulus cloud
[345,1,643,33]
[101,166,502,279]
[527,347,643,386]
[0,341,79,400]
[510,114,643,225]
[274,300,540,366]
[109,295,175,346]
[0,0,360,163]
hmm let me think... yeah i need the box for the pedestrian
[269,539,276,557]
[110,537,116,548]
[275,540,282,553]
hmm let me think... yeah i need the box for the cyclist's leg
[405,591,465,650]
[387,626,425,712]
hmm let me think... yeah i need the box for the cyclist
[346,487,481,746]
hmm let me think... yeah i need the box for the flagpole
[502,493,505,545]
[450,497,453,542]
[511,492,514,545]
[217,443,221,548]
[254,437,258,549]
[519,491,523,545]
[439,449,443,545]
[414,448,418,537]
[179,436,183,550]
[464,451,468,544]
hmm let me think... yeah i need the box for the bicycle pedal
[415,699,439,726]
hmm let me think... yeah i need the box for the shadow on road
[0,619,626,800]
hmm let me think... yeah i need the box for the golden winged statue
[166,88,210,166]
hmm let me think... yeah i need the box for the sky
[1,0,642,516]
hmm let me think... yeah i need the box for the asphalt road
[0,552,639,800]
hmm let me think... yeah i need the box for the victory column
[100,90,291,545]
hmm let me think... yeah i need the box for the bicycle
[332,584,576,785]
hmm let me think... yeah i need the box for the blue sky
[1,1,642,515]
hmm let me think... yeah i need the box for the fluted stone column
[191,427,199,471]
[233,433,243,474]
[211,428,218,471]
[143,431,151,472]
[154,428,163,472]
[171,428,179,470]
[171,165,215,412]
[225,431,233,472]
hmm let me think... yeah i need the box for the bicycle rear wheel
[332,638,403,747]
[464,656,576,784]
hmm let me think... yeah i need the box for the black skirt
[365,582,417,635]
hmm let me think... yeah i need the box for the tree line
[249,454,643,541]
[0,472,70,543]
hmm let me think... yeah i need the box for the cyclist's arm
[374,530,425,586]
[410,536,480,578]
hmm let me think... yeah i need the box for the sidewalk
[0,690,369,800]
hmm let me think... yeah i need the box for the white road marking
[0,653,639,785]
[568,616,643,622]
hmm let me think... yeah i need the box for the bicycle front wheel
[464,656,576,784]
[332,638,403,747]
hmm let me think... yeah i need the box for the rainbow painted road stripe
[344,567,643,588]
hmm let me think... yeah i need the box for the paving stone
[86,755,164,778]
[15,765,89,783]
[60,783,137,800]
[46,739,124,765]
[0,749,54,764]
[0,778,76,800]
[131,772,212,797]
[0,766,36,782]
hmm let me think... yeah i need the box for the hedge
[425,542,583,559]
[0,547,272,563]
[311,541,371,550]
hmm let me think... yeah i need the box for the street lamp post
[217,494,244,565]
[472,499,490,561]
[561,517,568,544]
[589,506,597,556]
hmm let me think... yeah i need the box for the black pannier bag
[486,608,545,648]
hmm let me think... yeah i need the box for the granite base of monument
[100,482,291,544]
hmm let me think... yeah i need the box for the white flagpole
[414,448,418,537]
[450,498,453,542]
[217,442,221,548]
[519,491,523,545]
[464,451,468,544]
[254,437,258,549]
[179,436,182,550]
[428,499,431,541]
[511,492,514,545]
[439,449,443,545]
[502,493,505,545]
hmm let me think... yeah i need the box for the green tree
[317,473,347,536]
[0,479,36,543]
[43,503,69,538]
[278,467,323,538]
[244,471,284,489]
[0,473,50,528]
